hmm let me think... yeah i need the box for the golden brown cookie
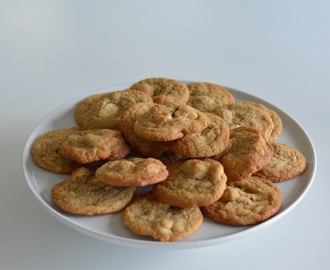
[119,102,169,158]
[59,129,130,164]
[167,112,230,158]
[121,192,203,242]
[32,128,81,174]
[217,126,274,182]
[187,82,234,112]
[254,143,307,182]
[152,158,227,208]
[129,77,189,104]
[51,167,135,215]
[238,101,283,142]
[201,176,282,226]
[74,89,152,129]
[95,157,169,187]
[133,103,211,142]
[212,102,275,140]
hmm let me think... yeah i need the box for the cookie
[129,77,190,104]
[201,176,282,226]
[51,167,135,215]
[238,101,283,142]
[119,102,169,158]
[121,192,203,242]
[167,112,230,158]
[187,82,234,112]
[95,157,169,187]
[133,103,211,142]
[152,158,227,208]
[59,129,130,164]
[32,128,81,174]
[254,143,307,182]
[74,89,152,129]
[217,126,274,182]
[212,102,275,139]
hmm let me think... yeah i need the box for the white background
[1,1,329,269]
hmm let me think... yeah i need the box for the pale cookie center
[149,105,198,125]
[174,108,198,120]
[221,187,240,202]
[83,134,108,147]
[181,161,208,180]
[196,96,216,105]
[145,164,162,174]
[158,219,174,235]
[147,105,173,123]
[111,160,136,174]
[223,110,235,125]
[98,102,119,118]
[107,137,121,148]
[153,112,173,123]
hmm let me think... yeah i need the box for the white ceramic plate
[22,82,317,250]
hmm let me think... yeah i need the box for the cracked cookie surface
[51,167,135,215]
[129,77,189,104]
[119,102,169,158]
[152,158,227,208]
[201,176,282,226]
[212,102,275,140]
[133,103,210,142]
[254,143,307,182]
[32,128,81,174]
[167,112,230,158]
[95,157,169,187]
[74,89,152,129]
[59,129,130,164]
[121,192,203,242]
[238,101,283,142]
[187,82,234,112]
[216,126,274,182]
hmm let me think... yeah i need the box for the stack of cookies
[31,77,307,242]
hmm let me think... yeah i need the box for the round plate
[22,82,317,250]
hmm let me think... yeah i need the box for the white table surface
[1,1,329,269]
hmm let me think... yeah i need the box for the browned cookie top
[217,126,274,182]
[51,167,135,215]
[167,112,230,158]
[187,82,234,112]
[119,102,169,158]
[238,101,283,142]
[152,158,227,208]
[121,192,203,242]
[32,128,81,174]
[59,129,130,164]
[201,176,282,226]
[95,157,169,187]
[133,103,210,142]
[254,143,307,182]
[212,102,275,140]
[74,89,152,129]
[129,77,190,104]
